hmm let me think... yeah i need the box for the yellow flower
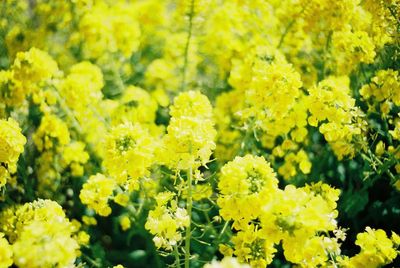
[7,199,79,268]
[120,216,131,231]
[80,173,116,216]
[104,122,156,191]
[12,47,58,89]
[82,216,97,226]
[77,231,90,246]
[260,184,338,244]
[61,142,89,177]
[58,61,104,114]
[0,118,26,186]
[204,257,250,268]
[341,227,398,267]
[375,141,385,156]
[0,233,13,268]
[332,27,376,74]
[111,86,158,127]
[308,76,366,160]
[282,235,330,267]
[217,155,278,229]
[33,114,70,152]
[145,192,190,251]
[157,91,216,170]
[360,69,400,109]
[78,2,140,58]
[0,70,25,107]
[230,224,276,268]
[114,193,130,207]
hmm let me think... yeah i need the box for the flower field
[0,0,400,267]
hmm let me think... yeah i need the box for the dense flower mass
[217,155,279,229]
[0,118,26,187]
[0,0,399,267]
[80,173,116,217]
[104,122,156,190]
[0,199,80,268]
[145,191,190,251]
[157,90,216,170]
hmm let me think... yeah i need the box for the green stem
[174,245,181,268]
[184,166,193,268]
[181,0,195,92]
[53,89,83,134]
[319,30,333,81]
[81,253,101,267]
[277,18,296,49]
[218,220,230,241]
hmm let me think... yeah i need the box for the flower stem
[218,220,230,241]
[181,0,195,92]
[184,165,193,268]
[174,245,181,268]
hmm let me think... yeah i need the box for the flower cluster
[0,199,81,268]
[339,227,399,267]
[79,173,116,217]
[218,155,341,267]
[145,192,190,251]
[0,118,26,187]
[78,2,141,59]
[307,76,366,159]
[158,91,216,170]
[104,122,156,191]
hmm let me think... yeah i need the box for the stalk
[184,165,193,268]
[181,0,196,92]
[174,245,181,268]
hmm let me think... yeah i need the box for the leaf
[342,189,369,218]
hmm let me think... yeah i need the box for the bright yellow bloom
[260,184,338,244]
[308,76,366,160]
[104,122,156,191]
[78,2,140,58]
[114,193,130,207]
[12,47,58,88]
[217,155,279,229]
[111,86,158,127]
[0,233,13,268]
[158,91,216,170]
[1,199,79,268]
[77,231,90,246]
[145,192,190,251]
[80,173,116,216]
[82,216,97,226]
[0,118,26,187]
[282,235,332,267]
[340,227,399,268]
[360,69,400,111]
[33,114,70,152]
[229,225,276,268]
[0,70,24,107]
[0,118,26,172]
[58,61,104,114]
[204,257,250,268]
[120,215,131,231]
[214,89,244,162]
[332,27,376,74]
[61,142,89,177]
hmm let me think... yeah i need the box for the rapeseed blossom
[0,0,399,267]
